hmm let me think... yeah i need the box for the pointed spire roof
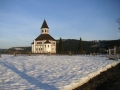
[41,20,49,29]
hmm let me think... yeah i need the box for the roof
[41,20,49,29]
[35,34,56,41]
[44,40,51,44]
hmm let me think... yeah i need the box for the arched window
[42,30,44,32]
[48,45,49,47]
[45,30,46,32]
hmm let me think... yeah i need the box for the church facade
[31,20,56,54]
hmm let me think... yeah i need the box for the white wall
[51,41,56,53]
[32,40,56,54]
[44,43,51,53]
[41,28,49,34]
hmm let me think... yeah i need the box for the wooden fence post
[14,52,16,56]
[69,51,72,56]
[109,49,111,59]
[114,46,116,59]
[29,52,31,56]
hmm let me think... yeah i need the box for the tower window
[45,30,46,32]
[48,45,49,47]
[42,30,44,32]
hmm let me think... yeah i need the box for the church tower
[41,20,49,34]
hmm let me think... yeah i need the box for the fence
[108,46,120,60]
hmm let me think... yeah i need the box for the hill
[0,47,31,54]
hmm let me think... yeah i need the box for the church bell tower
[41,20,49,34]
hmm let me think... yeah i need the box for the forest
[56,39,120,54]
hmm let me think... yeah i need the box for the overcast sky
[0,0,120,49]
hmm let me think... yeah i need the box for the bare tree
[117,18,120,32]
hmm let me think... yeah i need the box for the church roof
[41,20,49,29]
[35,34,56,41]
[44,40,51,44]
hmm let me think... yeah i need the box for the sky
[0,0,120,49]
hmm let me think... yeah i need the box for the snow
[0,54,120,90]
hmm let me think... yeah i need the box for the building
[31,20,56,54]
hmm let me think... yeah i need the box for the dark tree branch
[117,18,120,24]
[117,18,120,32]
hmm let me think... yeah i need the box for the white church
[31,20,56,54]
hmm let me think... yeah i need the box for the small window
[39,48,40,50]
[37,42,42,44]
[42,30,44,32]
[48,45,49,47]
[41,48,42,50]
[45,45,46,48]
[45,30,46,32]
[36,48,38,51]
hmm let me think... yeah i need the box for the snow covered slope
[0,55,120,90]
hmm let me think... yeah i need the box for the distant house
[31,20,56,54]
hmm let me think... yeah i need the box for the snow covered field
[0,54,120,90]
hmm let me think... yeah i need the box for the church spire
[41,20,49,34]
[41,19,49,29]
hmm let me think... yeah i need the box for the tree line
[57,38,120,55]
[57,37,84,54]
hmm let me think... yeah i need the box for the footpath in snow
[0,54,120,90]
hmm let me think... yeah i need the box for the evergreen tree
[58,37,64,54]
[78,37,83,54]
